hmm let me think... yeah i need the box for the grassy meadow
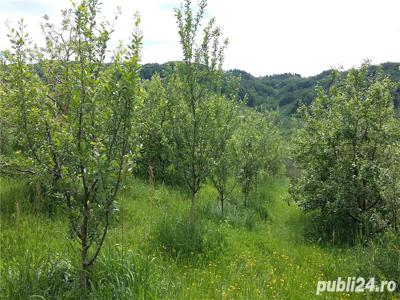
[1,177,398,299]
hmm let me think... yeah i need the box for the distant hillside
[140,62,400,116]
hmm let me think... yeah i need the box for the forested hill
[141,62,400,115]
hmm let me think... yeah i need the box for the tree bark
[393,208,398,233]
[81,250,89,293]
[189,190,196,227]
[220,192,224,219]
[80,197,89,293]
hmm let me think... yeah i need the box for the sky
[0,0,399,77]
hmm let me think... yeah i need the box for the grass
[0,176,399,299]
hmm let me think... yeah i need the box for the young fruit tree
[291,64,400,241]
[234,110,283,207]
[208,94,240,218]
[137,74,174,184]
[172,0,228,226]
[0,0,142,291]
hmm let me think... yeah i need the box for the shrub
[292,64,400,242]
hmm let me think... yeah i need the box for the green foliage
[207,94,241,217]
[0,0,143,290]
[2,0,399,298]
[225,63,400,115]
[291,63,400,242]
[234,110,285,207]
[141,62,400,117]
[171,0,228,225]
[136,74,175,184]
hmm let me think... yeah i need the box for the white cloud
[0,0,399,76]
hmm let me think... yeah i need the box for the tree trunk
[189,190,196,227]
[393,208,398,233]
[81,248,89,293]
[81,198,89,293]
[220,193,224,219]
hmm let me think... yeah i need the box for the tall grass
[0,176,399,299]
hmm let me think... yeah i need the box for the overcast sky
[0,0,399,77]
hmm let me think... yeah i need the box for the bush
[291,64,400,241]
[303,211,359,245]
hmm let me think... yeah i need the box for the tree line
[140,61,400,116]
